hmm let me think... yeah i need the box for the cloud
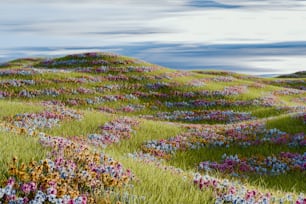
[2,41,306,75]
[216,0,306,9]
[1,0,306,75]
[2,0,306,46]
[187,0,240,9]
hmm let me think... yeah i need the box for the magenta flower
[21,184,31,194]
[7,177,15,186]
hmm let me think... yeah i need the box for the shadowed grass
[266,115,306,134]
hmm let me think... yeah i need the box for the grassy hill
[278,71,306,78]
[0,52,305,203]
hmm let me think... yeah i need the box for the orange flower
[8,166,17,175]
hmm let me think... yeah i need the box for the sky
[1,0,306,75]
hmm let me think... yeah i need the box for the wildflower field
[0,52,305,203]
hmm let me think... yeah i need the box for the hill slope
[0,52,305,203]
[278,71,306,78]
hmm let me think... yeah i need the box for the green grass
[0,131,47,181]
[266,115,306,134]
[0,100,43,118]
[44,110,114,136]
[107,155,214,204]
[169,144,306,192]
[251,107,288,118]
[107,119,183,154]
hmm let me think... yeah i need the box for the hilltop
[277,71,306,78]
[0,52,305,203]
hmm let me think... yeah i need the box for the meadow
[0,52,305,204]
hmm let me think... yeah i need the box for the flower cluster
[253,95,281,107]
[127,152,187,176]
[151,110,253,123]
[250,82,266,89]
[119,104,145,112]
[50,76,103,84]
[141,121,305,160]
[135,86,248,101]
[87,117,140,148]
[210,86,248,96]
[193,173,305,204]
[198,152,306,176]
[0,68,42,77]
[4,107,82,135]
[292,97,306,104]
[146,82,170,90]
[212,76,236,82]
[66,94,138,106]
[41,100,66,107]
[197,86,248,97]
[0,90,10,98]
[273,88,305,96]
[41,58,109,68]
[187,76,237,87]
[164,97,278,109]
[272,79,306,90]
[96,106,117,114]
[0,79,36,87]
[77,66,155,73]
[0,133,134,203]
[297,112,306,124]
[188,80,206,87]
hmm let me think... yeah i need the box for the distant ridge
[277,71,306,78]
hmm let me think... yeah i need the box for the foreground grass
[0,131,47,181]
[107,152,214,204]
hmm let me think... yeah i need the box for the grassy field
[0,52,305,203]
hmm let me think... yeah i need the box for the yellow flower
[20,128,26,134]
[88,197,95,204]
[69,190,79,199]
[18,171,29,181]
[109,178,118,187]
[8,166,17,175]
[12,156,18,164]
[29,160,37,168]
[20,163,27,171]
[99,198,111,204]
[57,187,67,197]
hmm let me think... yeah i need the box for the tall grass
[0,131,47,181]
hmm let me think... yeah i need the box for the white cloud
[1,0,306,74]
[2,0,306,46]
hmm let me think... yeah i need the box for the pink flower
[23,197,29,203]
[47,187,57,195]
[7,177,15,186]
[29,182,37,191]
[21,183,31,194]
